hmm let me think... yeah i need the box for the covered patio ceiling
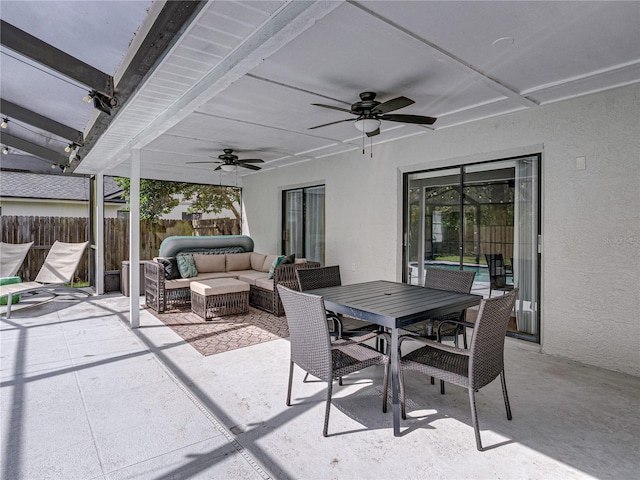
[1,1,638,185]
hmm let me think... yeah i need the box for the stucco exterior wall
[243,84,640,377]
[1,199,121,218]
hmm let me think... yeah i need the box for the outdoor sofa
[144,235,319,315]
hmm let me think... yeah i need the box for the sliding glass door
[404,155,540,342]
[282,185,325,264]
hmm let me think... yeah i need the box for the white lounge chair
[0,241,89,318]
[0,241,34,278]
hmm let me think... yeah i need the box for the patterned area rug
[149,306,289,356]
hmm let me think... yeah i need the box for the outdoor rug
[149,306,289,356]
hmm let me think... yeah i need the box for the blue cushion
[268,255,286,279]
[176,254,198,278]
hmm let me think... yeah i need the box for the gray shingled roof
[0,171,123,202]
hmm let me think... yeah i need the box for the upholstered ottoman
[190,278,250,319]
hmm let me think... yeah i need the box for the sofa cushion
[261,254,279,273]
[251,252,267,271]
[193,253,226,273]
[268,255,286,279]
[190,278,250,296]
[255,277,275,291]
[164,272,236,290]
[157,257,181,280]
[236,270,269,285]
[177,254,198,278]
[294,257,307,264]
[226,252,252,271]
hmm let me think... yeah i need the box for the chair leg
[468,388,483,451]
[400,369,407,420]
[323,380,333,437]
[286,361,294,406]
[382,361,389,413]
[500,370,513,420]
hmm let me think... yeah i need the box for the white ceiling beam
[85,0,343,173]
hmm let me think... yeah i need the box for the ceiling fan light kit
[354,117,381,133]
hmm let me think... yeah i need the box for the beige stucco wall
[243,84,640,377]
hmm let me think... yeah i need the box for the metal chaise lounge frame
[0,241,89,318]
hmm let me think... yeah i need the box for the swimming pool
[409,261,490,283]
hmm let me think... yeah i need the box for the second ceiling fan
[309,91,436,137]
[186,148,264,171]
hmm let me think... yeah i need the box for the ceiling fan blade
[379,113,436,125]
[236,158,264,164]
[376,96,414,114]
[214,165,222,171]
[311,103,353,114]
[308,118,354,130]
[239,163,261,171]
[186,160,222,164]
[366,128,380,137]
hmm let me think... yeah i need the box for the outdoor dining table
[306,279,482,436]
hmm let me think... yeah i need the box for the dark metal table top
[307,280,482,329]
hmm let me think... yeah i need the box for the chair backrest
[484,254,508,288]
[424,267,475,294]
[277,285,333,382]
[468,288,518,390]
[34,241,89,284]
[0,241,34,277]
[296,265,341,291]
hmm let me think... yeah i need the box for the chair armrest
[144,260,165,286]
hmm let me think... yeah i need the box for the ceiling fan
[309,91,436,137]
[186,148,264,171]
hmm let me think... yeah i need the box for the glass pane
[305,186,325,264]
[406,168,460,285]
[284,190,303,257]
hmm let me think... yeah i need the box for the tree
[114,178,241,222]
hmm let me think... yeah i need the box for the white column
[95,173,105,295]
[129,149,141,328]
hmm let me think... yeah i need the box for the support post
[95,173,105,294]
[129,149,141,328]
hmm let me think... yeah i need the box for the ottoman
[190,278,250,319]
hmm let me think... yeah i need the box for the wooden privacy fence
[437,225,514,261]
[1,216,241,282]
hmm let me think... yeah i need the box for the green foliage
[114,178,241,222]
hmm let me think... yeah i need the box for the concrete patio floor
[1,293,638,480]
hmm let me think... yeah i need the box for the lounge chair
[0,241,89,318]
[0,241,34,278]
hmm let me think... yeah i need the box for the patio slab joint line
[142,338,273,480]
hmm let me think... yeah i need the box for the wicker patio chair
[485,253,514,297]
[402,268,476,345]
[277,285,388,437]
[296,266,380,343]
[385,289,518,451]
[0,241,89,318]
[0,241,34,278]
